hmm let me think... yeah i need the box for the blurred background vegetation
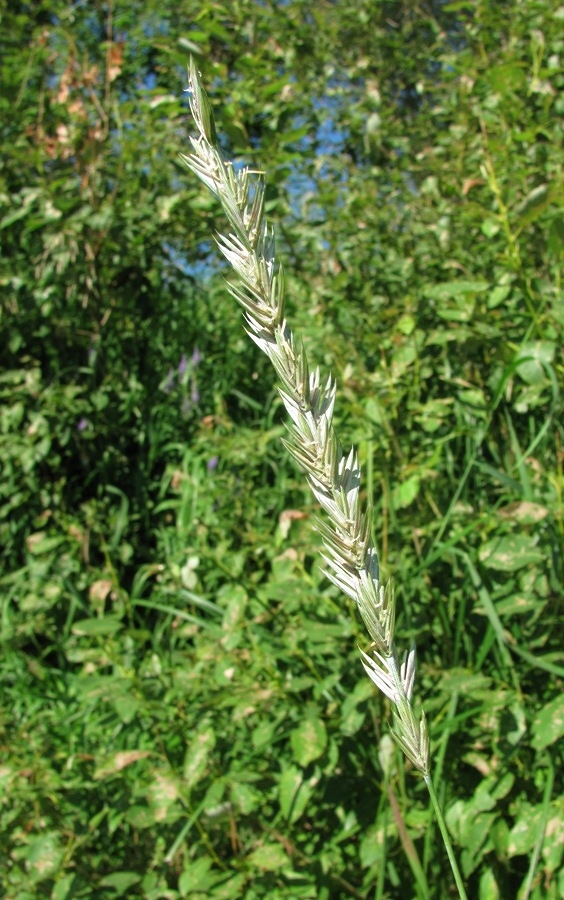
[0,1,562,897]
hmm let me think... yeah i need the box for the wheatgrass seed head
[181,58,429,779]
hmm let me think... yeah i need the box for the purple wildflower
[207,455,219,471]
[163,369,175,393]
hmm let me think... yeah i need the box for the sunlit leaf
[479,535,544,571]
[531,694,564,750]
[290,710,327,766]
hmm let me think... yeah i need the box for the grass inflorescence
[181,58,470,897]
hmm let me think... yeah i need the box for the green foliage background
[1,1,562,897]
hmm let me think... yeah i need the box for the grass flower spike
[188,59,467,900]
[180,58,429,776]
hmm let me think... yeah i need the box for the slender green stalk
[424,774,468,900]
[181,58,466,898]
[521,757,555,900]
[423,691,459,872]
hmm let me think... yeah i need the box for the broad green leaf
[248,843,289,871]
[415,398,453,433]
[71,616,123,636]
[22,833,64,883]
[99,873,142,894]
[515,341,556,385]
[364,396,386,425]
[221,584,248,649]
[396,313,416,335]
[25,532,66,555]
[496,594,543,616]
[186,874,247,900]
[278,765,311,824]
[51,875,77,900]
[498,501,550,524]
[290,710,327,765]
[516,183,551,224]
[548,216,564,259]
[360,824,387,868]
[147,772,181,822]
[424,280,490,300]
[113,694,141,724]
[531,694,564,750]
[125,805,155,830]
[488,61,527,92]
[392,474,421,509]
[424,281,488,322]
[508,801,563,873]
[0,206,34,228]
[179,857,243,895]
[231,781,260,814]
[487,284,511,308]
[183,723,216,788]
[94,750,152,780]
[252,718,278,750]
[507,805,542,856]
[458,388,486,414]
[479,535,544,571]
[479,869,500,900]
[481,218,501,238]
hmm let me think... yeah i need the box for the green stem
[423,692,459,872]
[423,773,468,900]
[521,756,555,900]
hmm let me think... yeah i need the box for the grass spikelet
[181,57,467,899]
[181,57,427,773]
